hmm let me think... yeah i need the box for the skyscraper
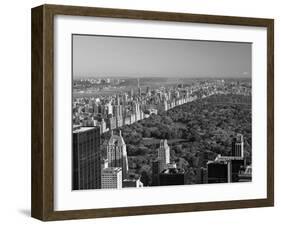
[105,101,113,115]
[230,159,245,182]
[137,78,141,96]
[96,118,108,134]
[158,139,170,173]
[107,130,129,180]
[146,86,151,96]
[107,114,116,130]
[72,126,101,190]
[159,163,186,186]
[132,101,141,121]
[130,88,134,98]
[231,133,244,158]
[101,167,122,189]
[207,155,245,183]
[152,160,160,186]
[207,160,230,183]
[114,97,123,128]
[207,133,247,184]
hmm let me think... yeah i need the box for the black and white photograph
[72,34,252,191]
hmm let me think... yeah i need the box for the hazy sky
[73,35,251,78]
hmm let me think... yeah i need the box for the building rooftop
[102,167,122,173]
[123,178,139,182]
[108,130,125,146]
[215,155,244,161]
[233,133,244,142]
[160,167,185,175]
[73,126,98,133]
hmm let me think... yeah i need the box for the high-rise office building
[159,164,186,186]
[107,130,129,179]
[231,159,245,182]
[158,139,170,173]
[137,78,141,95]
[133,101,141,121]
[207,133,247,184]
[96,118,108,134]
[231,133,244,158]
[107,114,116,131]
[130,88,134,98]
[207,155,245,183]
[72,126,101,190]
[105,102,113,115]
[114,100,123,128]
[207,160,230,183]
[101,167,122,189]
[146,86,151,97]
[92,101,99,116]
[152,160,160,186]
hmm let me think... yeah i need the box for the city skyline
[72,35,252,190]
[72,78,252,190]
[73,35,252,78]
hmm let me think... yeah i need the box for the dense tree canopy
[102,94,252,185]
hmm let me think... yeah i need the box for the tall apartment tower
[231,133,244,158]
[101,167,122,189]
[130,88,134,98]
[133,101,141,121]
[72,126,101,190]
[158,139,170,173]
[114,97,123,128]
[107,130,129,180]
[137,78,141,95]
[105,101,113,115]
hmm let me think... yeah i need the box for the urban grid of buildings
[72,78,252,190]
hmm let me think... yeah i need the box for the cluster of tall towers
[152,139,186,186]
[207,133,250,183]
[102,130,129,188]
[72,124,251,190]
[72,125,142,190]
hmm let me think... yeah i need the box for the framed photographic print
[31,4,274,221]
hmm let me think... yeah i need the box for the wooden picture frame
[31,4,274,221]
